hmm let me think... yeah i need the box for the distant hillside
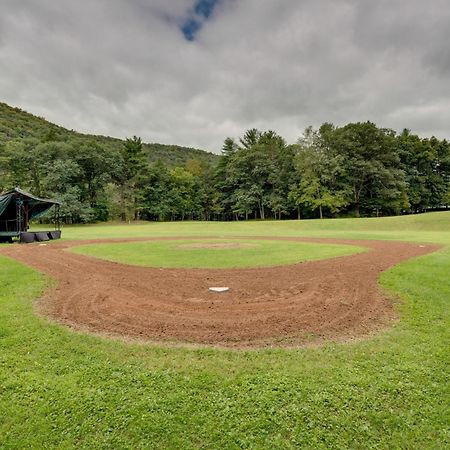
[0,102,219,167]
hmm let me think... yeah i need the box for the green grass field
[56,210,450,244]
[71,239,365,268]
[2,212,450,449]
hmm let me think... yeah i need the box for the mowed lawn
[1,212,449,449]
[70,239,365,268]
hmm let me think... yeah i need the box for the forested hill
[0,102,218,167]
[1,101,448,224]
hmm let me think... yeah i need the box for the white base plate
[208,287,230,293]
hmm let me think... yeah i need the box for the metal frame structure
[0,188,61,243]
[53,204,61,232]
[16,197,24,233]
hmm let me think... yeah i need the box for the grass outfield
[70,239,365,268]
[1,212,449,448]
[56,210,450,244]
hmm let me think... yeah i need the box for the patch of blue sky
[181,0,221,41]
[181,18,202,41]
[194,0,219,19]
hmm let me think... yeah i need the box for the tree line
[0,121,449,223]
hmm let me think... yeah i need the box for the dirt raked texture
[1,237,439,348]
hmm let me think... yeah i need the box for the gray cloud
[0,0,449,152]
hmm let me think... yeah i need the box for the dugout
[0,187,61,243]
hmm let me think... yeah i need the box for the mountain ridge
[0,101,219,167]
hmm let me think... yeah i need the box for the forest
[1,102,449,223]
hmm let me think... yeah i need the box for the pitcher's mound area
[1,237,439,348]
[177,242,256,249]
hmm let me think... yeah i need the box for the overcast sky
[1,0,449,152]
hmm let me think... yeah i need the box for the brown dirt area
[0,237,439,349]
[177,242,256,249]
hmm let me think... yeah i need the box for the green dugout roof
[0,187,60,220]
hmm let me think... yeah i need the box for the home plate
[209,287,230,293]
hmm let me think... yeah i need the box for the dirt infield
[1,237,439,348]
